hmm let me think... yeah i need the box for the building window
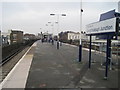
[75,36,77,39]
[69,35,71,39]
[13,34,17,40]
[72,36,74,39]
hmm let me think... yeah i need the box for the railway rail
[0,40,37,81]
[1,40,37,66]
[1,46,25,66]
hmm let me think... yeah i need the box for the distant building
[10,30,23,44]
[59,31,88,41]
[59,31,68,41]
[68,32,80,40]
[1,31,11,45]
[1,29,24,45]
[37,32,43,39]
[24,33,36,40]
[42,32,52,40]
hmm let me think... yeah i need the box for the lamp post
[48,22,54,35]
[40,28,43,42]
[47,21,55,45]
[46,23,50,43]
[50,14,66,49]
[79,0,83,62]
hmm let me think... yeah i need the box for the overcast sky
[0,0,119,35]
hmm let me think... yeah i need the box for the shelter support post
[104,34,111,79]
[89,35,92,68]
[57,41,59,49]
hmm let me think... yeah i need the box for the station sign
[86,18,116,35]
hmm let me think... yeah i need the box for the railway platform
[0,40,119,89]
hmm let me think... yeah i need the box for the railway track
[1,46,31,82]
[1,46,25,66]
[1,41,36,66]
[0,41,36,82]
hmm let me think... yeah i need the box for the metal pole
[104,36,109,79]
[117,45,119,65]
[92,42,96,63]
[104,34,111,80]
[79,0,83,62]
[89,35,92,68]
[52,23,54,45]
[109,46,112,70]
[100,43,103,65]
[57,14,59,49]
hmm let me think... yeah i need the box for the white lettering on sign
[86,18,116,35]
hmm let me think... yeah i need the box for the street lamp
[79,0,83,62]
[47,21,55,45]
[50,13,66,49]
[40,28,43,41]
[45,24,52,43]
[47,22,54,34]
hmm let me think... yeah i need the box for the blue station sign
[86,18,116,35]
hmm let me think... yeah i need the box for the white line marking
[63,43,77,47]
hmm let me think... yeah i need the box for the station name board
[86,18,116,35]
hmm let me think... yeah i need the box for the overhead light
[50,14,55,16]
[62,14,66,16]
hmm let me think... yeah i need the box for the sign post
[104,34,112,79]
[86,17,117,79]
[89,35,92,68]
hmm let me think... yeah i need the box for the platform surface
[1,41,119,89]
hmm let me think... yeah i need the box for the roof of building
[24,33,35,36]
[100,9,120,21]
[10,29,23,33]
[59,31,80,35]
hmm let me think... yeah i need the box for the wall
[68,33,80,40]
